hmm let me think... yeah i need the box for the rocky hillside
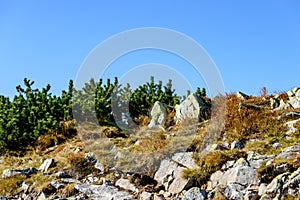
[1,88,300,200]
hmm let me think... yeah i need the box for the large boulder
[175,93,209,124]
[148,101,167,130]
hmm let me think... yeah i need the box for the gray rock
[22,182,30,193]
[237,91,250,100]
[39,158,54,172]
[154,158,192,194]
[75,184,133,200]
[212,164,258,188]
[154,158,178,187]
[2,168,38,179]
[272,143,282,149]
[175,93,209,124]
[231,141,244,150]
[148,101,167,129]
[243,185,259,200]
[172,152,198,169]
[183,187,206,200]
[168,165,192,194]
[139,192,153,200]
[277,143,300,159]
[115,178,139,193]
[224,184,244,199]
[258,183,267,196]
[50,180,65,189]
[61,178,79,184]
[266,172,291,194]
[283,167,300,190]
[285,119,300,135]
[56,171,69,178]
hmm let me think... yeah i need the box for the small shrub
[67,153,97,179]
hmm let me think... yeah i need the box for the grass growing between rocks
[183,149,247,186]
[257,155,300,183]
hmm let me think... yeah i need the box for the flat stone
[39,158,54,172]
[172,152,198,169]
[115,178,139,193]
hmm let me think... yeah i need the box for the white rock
[139,192,152,200]
[172,152,198,169]
[39,158,54,172]
[115,178,139,193]
[175,93,209,124]
[183,187,206,200]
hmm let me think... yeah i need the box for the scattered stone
[2,168,38,179]
[272,143,282,149]
[231,141,244,150]
[39,158,54,172]
[139,192,153,200]
[56,171,70,178]
[171,152,198,169]
[61,178,79,184]
[115,178,139,193]
[285,119,300,135]
[148,101,167,130]
[22,182,30,193]
[183,187,206,200]
[50,180,65,189]
[237,91,250,100]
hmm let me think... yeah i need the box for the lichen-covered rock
[148,101,167,130]
[183,187,206,200]
[175,93,209,124]
[171,152,198,169]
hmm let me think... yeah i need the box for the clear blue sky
[1,1,299,98]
